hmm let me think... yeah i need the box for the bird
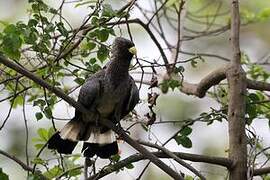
[47,37,139,158]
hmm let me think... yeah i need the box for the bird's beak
[128,46,137,55]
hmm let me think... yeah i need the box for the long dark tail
[48,131,78,154]
[47,116,119,158]
[47,118,82,154]
[82,142,118,158]
[81,128,119,158]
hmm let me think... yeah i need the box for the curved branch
[178,66,270,98]
[180,66,227,98]
[0,149,48,179]
[88,151,232,179]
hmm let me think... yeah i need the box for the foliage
[0,168,9,180]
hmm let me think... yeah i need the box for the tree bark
[227,0,247,179]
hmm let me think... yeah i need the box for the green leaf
[111,154,120,162]
[91,16,99,26]
[248,93,260,102]
[0,168,9,180]
[181,136,192,148]
[31,157,46,165]
[35,112,43,121]
[23,28,38,44]
[82,41,96,52]
[1,33,22,60]
[125,163,134,169]
[168,79,180,90]
[92,64,101,72]
[68,167,81,177]
[97,45,109,62]
[49,8,58,14]
[56,22,68,37]
[107,28,115,36]
[28,19,38,27]
[184,175,194,180]
[160,81,169,94]
[44,106,52,118]
[102,4,116,17]
[97,29,109,42]
[246,104,257,120]
[37,128,48,141]
[34,143,45,150]
[174,136,192,148]
[43,166,63,179]
[87,42,96,50]
[179,126,192,136]
[12,95,24,108]
[33,99,46,108]
[74,77,85,85]
[89,58,96,64]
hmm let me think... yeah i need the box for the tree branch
[227,0,247,179]
[138,140,206,180]
[179,66,227,98]
[0,149,48,179]
[88,151,232,179]
[253,166,270,176]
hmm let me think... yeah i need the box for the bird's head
[111,37,137,61]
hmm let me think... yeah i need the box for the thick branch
[178,67,270,98]
[227,0,247,179]
[88,151,232,179]
[137,67,270,98]
[247,79,270,91]
[253,166,270,176]
[180,66,227,98]
[0,55,182,180]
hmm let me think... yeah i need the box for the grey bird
[48,37,139,158]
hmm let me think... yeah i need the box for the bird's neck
[106,57,130,86]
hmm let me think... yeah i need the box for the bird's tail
[47,119,82,154]
[48,119,118,158]
[82,129,119,158]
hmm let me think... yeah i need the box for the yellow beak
[128,46,137,55]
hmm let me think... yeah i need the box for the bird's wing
[59,70,105,141]
[77,70,105,109]
[120,75,140,118]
